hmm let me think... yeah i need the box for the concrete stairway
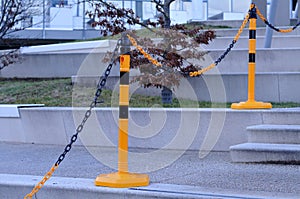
[230,124,300,164]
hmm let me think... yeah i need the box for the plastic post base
[231,100,272,109]
[95,172,149,188]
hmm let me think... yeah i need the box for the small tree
[87,0,215,100]
[0,0,40,70]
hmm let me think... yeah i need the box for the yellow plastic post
[95,52,149,188]
[231,4,272,109]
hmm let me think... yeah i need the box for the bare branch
[0,49,21,70]
[150,0,175,28]
[0,0,41,70]
[0,0,39,38]
[151,0,163,7]
[87,0,157,35]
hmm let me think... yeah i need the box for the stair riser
[262,113,300,125]
[207,37,300,49]
[215,28,300,37]
[247,131,300,144]
[230,150,300,164]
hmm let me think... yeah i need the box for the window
[51,0,68,7]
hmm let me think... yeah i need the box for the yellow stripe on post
[249,17,256,30]
[249,39,256,54]
[118,118,128,173]
[119,85,129,106]
[248,62,256,102]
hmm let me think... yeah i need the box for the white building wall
[190,0,204,21]
[29,0,295,30]
[50,7,73,29]
[143,2,157,20]
[232,0,251,13]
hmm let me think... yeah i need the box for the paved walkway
[0,142,299,198]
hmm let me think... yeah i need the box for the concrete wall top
[20,40,116,54]
[0,104,44,118]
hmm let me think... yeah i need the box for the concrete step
[204,35,300,49]
[230,143,300,163]
[214,27,300,37]
[247,125,300,144]
[201,18,299,29]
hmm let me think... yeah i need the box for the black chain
[214,40,236,66]
[263,18,300,32]
[214,4,254,67]
[54,39,121,167]
[264,20,280,32]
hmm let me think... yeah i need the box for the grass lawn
[0,78,299,108]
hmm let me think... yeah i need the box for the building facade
[16,0,300,30]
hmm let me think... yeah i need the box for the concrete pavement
[0,142,299,198]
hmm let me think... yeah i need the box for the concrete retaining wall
[1,47,299,79]
[1,106,300,152]
[189,73,300,103]
[0,40,118,78]
[72,72,300,103]
[0,52,120,78]
[1,39,299,103]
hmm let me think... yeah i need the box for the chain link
[234,12,250,42]
[127,34,163,67]
[127,4,252,77]
[190,6,251,77]
[256,6,300,33]
[24,39,121,199]
[24,165,58,199]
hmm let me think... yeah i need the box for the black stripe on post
[120,72,129,85]
[249,53,255,63]
[119,105,128,119]
[249,30,256,39]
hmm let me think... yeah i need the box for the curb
[0,174,298,199]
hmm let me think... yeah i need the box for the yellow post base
[95,172,149,188]
[231,101,272,109]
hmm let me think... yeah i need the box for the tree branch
[0,49,21,70]
[87,0,155,32]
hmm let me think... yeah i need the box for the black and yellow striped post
[231,4,272,109]
[95,33,149,188]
